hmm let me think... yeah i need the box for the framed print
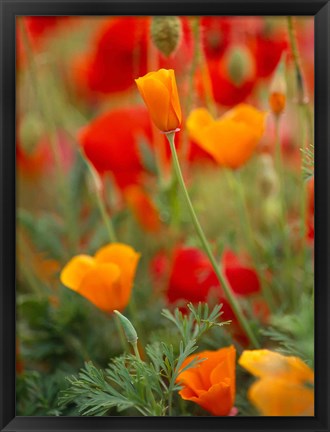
[1,0,330,431]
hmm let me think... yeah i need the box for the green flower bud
[227,45,255,86]
[114,310,138,344]
[151,16,182,57]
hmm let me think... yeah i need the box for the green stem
[168,392,173,416]
[166,132,260,348]
[132,341,141,360]
[84,158,117,243]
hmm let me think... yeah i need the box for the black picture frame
[1,0,329,431]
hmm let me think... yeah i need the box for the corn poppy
[187,104,267,169]
[200,17,232,61]
[72,17,192,99]
[135,69,182,133]
[78,106,153,189]
[248,29,288,79]
[239,349,314,416]
[60,243,140,313]
[199,45,257,107]
[177,346,236,416]
[166,246,260,304]
[163,246,260,346]
[72,18,149,96]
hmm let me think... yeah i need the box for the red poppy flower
[158,246,261,346]
[166,246,261,304]
[72,17,192,99]
[200,17,233,61]
[223,250,261,295]
[198,46,257,107]
[73,18,149,96]
[248,29,288,79]
[78,106,153,189]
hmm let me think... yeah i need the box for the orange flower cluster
[177,346,236,416]
[239,350,314,416]
[60,243,140,313]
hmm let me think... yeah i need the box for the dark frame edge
[0,0,329,431]
[314,1,330,430]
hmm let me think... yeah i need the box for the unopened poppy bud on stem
[114,310,141,359]
[269,58,287,116]
[151,16,182,57]
[135,69,182,133]
[227,45,255,87]
[114,310,138,344]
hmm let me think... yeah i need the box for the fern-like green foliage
[58,303,230,416]
[262,294,314,366]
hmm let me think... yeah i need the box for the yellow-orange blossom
[135,69,182,132]
[239,349,314,416]
[60,243,140,313]
[187,104,267,169]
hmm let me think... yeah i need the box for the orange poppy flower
[124,185,161,233]
[239,349,314,416]
[135,69,182,133]
[60,243,140,313]
[187,104,267,169]
[177,346,236,416]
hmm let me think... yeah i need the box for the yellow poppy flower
[239,349,314,416]
[60,243,140,313]
[187,104,267,169]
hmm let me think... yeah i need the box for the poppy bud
[151,16,182,57]
[269,58,287,116]
[135,69,182,133]
[114,310,138,344]
[226,45,255,86]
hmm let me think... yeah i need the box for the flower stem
[166,132,260,348]
[84,158,117,243]
[132,341,141,360]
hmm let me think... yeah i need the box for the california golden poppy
[177,346,236,416]
[187,104,267,169]
[239,349,314,416]
[60,243,140,313]
[135,69,182,133]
